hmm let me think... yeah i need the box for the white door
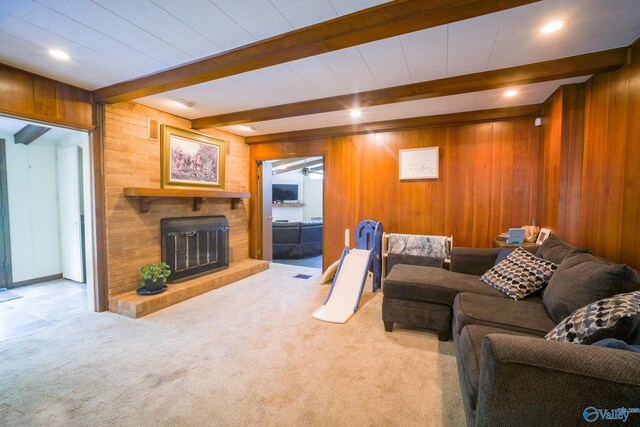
[58,146,84,282]
[261,161,273,261]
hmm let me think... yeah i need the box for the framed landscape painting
[161,125,225,190]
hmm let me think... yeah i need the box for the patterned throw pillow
[545,291,640,344]
[480,247,558,300]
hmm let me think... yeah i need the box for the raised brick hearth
[110,259,269,318]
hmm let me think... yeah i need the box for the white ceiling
[0,0,639,136]
[0,116,83,144]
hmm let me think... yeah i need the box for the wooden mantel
[123,187,250,213]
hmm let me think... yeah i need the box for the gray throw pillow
[535,234,587,265]
[545,291,640,344]
[480,247,558,300]
[543,252,640,323]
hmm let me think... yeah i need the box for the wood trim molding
[93,0,540,103]
[0,63,93,130]
[630,35,640,64]
[193,48,628,128]
[245,104,543,144]
[91,103,109,312]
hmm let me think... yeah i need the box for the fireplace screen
[161,216,229,282]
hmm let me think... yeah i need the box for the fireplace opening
[161,216,229,283]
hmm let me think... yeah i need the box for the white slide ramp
[312,249,371,323]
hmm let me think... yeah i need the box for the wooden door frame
[250,153,327,268]
[89,104,108,312]
[0,111,108,311]
[0,138,12,288]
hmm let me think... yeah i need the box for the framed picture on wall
[536,228,552,245]
[161,125,225,190]
[399,147,439,180]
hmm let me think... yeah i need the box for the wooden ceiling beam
[193,48,628,128]
[245,104,542,144]
[93,0,540,103]
[14,124,51,145]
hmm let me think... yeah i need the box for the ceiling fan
[301,166,322,176]
[300,159,323,176]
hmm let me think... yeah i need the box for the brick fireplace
[104,101,268,318]
[161,216,230,282]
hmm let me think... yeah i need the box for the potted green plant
[138,262,171,294]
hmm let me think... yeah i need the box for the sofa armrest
[475,334,640,427]
[450,248,501,275]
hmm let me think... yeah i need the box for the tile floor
[0,279,88,341]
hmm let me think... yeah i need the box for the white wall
[303,174,323,220]
[3,132,62,282]
[272,170,304,222]
[57,132,94,310]
[271,168,324,222]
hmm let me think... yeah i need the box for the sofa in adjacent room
[382,236,640,426]
[272,220,322,259]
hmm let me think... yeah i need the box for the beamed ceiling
[0,0,639,138]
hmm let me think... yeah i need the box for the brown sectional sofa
[382,237,640,427]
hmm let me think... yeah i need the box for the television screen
[272,184,298,202]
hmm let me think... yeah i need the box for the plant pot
[144,278,165,292]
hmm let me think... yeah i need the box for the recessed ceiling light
[174,99,197,108]
[504,89,518,97]
[49,49,70,60]
[240,125,257,132]
[541,20,564,34]
[350,108,362,118]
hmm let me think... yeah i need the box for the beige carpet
[0,263,465,426]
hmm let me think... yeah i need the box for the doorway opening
[0,116,95,340]
[263,157,324,270]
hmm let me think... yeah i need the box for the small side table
[493,239,539,249]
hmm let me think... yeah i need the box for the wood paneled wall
[538,84,585,242]
[578,42,640,268]
[539,89,563,233]
[0,63,93,129]
[251,119,541,269]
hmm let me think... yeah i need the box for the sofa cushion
[535,234,586,265]
[272,223,300,244]
[543,252,640,323]
[493,248,512,265]
[453,292,557,336]
[480,248,558,300]
[382,296,452,334]
[386,253,443,276]
[545,291,640,344]
[299,223,322,243]
[455,325,536,410]
[383,265,507,306]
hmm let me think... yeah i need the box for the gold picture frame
[161,125,225,190]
